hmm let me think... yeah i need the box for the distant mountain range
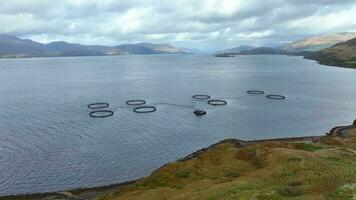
[215,46,286,56]
[283,32,356,52]
[215,32,356,57]
[214,32,356,69]
[0,34,188,58]
[305,37,356,68]
[2,32,356,66]
[215,45,255,54]
[237,47,285,55]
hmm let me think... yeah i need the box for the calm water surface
[0,55,355,195]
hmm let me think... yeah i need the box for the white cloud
[236,30,274,39]
[289,5,356,33]
[0,0,355,50]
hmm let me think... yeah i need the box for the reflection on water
[0,55,355,195]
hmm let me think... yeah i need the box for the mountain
[215,45,255,55]
[237,47,285,55]
[115,43,186,55]
[0,34,188,58]
[283,32,356,52]
[0,34,48,57]
[45,41,120,56]
[214,46,285,56]
[305,37,356,68]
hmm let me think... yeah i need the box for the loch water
[0,54,356,195]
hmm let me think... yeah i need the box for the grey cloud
[0,0,355,51]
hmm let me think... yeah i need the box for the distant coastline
[0,34,190,59]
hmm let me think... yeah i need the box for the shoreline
[1,121,355,200]
[303,56,356,69]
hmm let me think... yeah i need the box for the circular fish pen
[266,95,286,100]
[192,95,211,100]
[87,103,109,109]
[247,90,265,94]
[207,99,227,106]
[89,110,114,118]
[126,100,146,105]
[133,106,157,113]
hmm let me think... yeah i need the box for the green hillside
[306,37,356,68]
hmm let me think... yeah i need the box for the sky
[1,0,356,51]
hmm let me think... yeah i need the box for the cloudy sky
[1,0,356,51]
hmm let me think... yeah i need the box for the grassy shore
[1,123,355,200]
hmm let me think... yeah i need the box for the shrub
[224,170,240,178]
[277,186,303,197]
[288,180,302,186]
[175,170,190,178]
[324,156,342,162]
[297,143,323,152]
[287,157,302,162]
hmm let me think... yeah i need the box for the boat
[194,109,207,116]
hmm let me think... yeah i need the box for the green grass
[346,60,356,64]
[206,182,254,200]
[137,174,167,188]
[224,170,240,178]
[287,156,302,162]
[175,170,191,178]
[279,169,297,177]
[297,143,323,152]
[327,183,356,200]
[323,156,342,162]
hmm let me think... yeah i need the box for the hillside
[0,35,48,57]
[214,32,356,57]
[305,37,356,68]
[284,32,356,52]
[95,126,355,200]
[215,45,255,55]
[214,47,285,57]
[0,34,188,58]
[115,43,186,55]
[45,41,119,56]
[97,125,356,200]
[238,47,285,55]
[4,123,355,200]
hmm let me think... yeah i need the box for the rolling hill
[305,37,356,68]
[0,34,188,58]
[283,32,356,52]
[214,32,356,57]
[237,47,285,55]
[215,45,255,55]
[214,46,284,57]
[0,34,48,57]
[115,43,186,55]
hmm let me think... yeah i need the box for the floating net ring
[266,94,286,100]
[87,103,109,109]
[192,95,211,100]
[207,99,228,106]
[247,90,265,94]
[126,100,146,105]
[133,106,157,113]
[89,110,114,118]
